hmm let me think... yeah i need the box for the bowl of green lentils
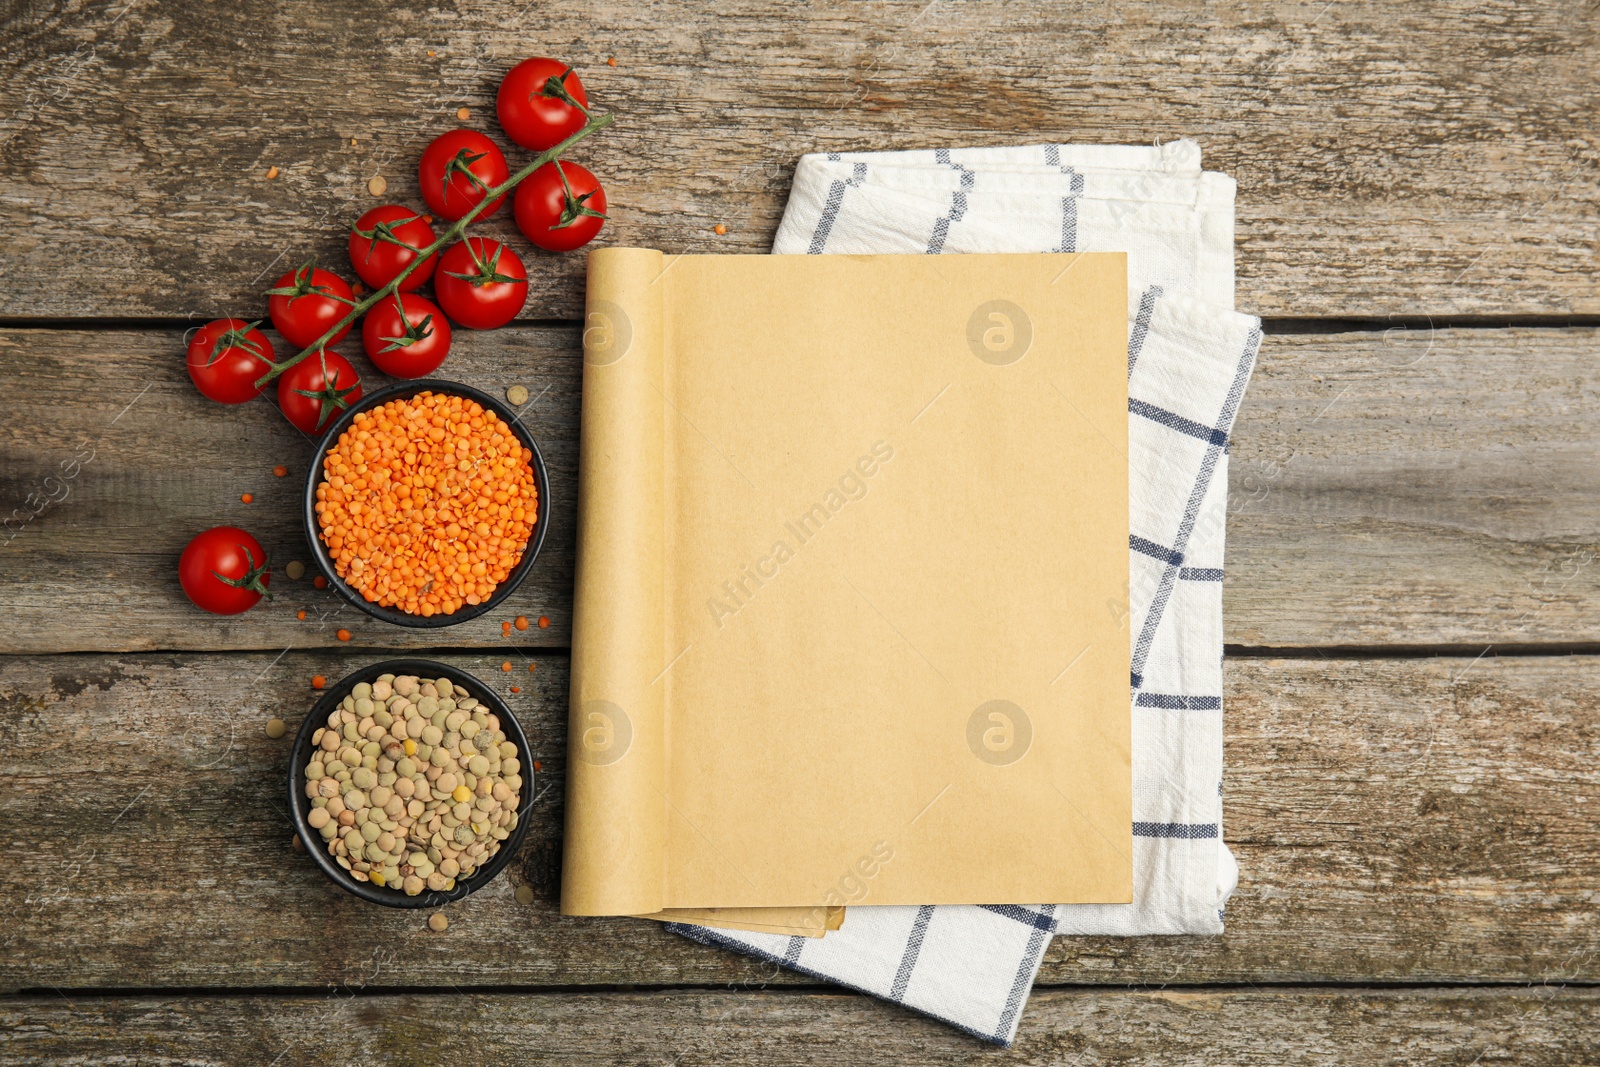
[288,658,534,908]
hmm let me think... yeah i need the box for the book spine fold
[562,247,669,915]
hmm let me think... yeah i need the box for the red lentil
[313,391,538,617]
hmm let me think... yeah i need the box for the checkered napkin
[670,140,1257,1045]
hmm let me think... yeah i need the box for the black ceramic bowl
[302,378,551,628]
[288,658,535,908]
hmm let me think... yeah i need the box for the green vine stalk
[253,109,615,389]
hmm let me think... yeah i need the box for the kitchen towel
[670,139,1256,1045]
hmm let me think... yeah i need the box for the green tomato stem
[253,110,615,389]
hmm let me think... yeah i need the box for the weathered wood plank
[1226,322,1600,648]
[1,0,1596,320]
[3,988,1598,1064]
[1,652,1594,992]
[0,326,582,651]
[2,325,1597,652]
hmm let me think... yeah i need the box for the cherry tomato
[435,238,528,329]
[497,58,589,152]
[185,319,275,404]
[266,261,355,349]
[179,525,271,615]
[514,161,607,252]
[362,292,452,378]
[348,205,437,291]
[418,129,510,222]
[277,348,363,435]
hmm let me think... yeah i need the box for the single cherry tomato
[348,205,437,291]
[514,161,607,252]
[265,261,355,349]
[434,238,528,329]
[277,348,362,435]
[179,525,271,615]
[185,319,275,404]
[497,58,589,151]
[362,292,452,378]
[418,129,510,222]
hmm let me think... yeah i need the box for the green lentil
[300,674,520,897]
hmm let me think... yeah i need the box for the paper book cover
[562,248,1131,915]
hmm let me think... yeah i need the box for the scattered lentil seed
[501,662,512,672]
[607,57,617,66]
[456,107,470,121]
[292,833,304,851]
[313,575,328,589]
[284,561,305,580]
[241,493,253,503]
[510,686,520,694]
[368,175,388,196]
[505,384,529,406]
[714,224,727,235]
[274,465,288,478]
[266,717,287,738]
[429,912,449,932]
[515,615,529,631]
[538,616,550,629]
[337,629,352,642]
[266,165,280,179]
[312,675,327,689]
[515,884,535,905]
[297,609,307,620]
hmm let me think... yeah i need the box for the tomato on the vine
[179,525,271,615]
[497,58,588,152]
[435,238,528,329]
[362,292,452,378]
[418,130,509,222]
[278,348,363,435]
[348,205,437,291]
[514,160,607,252]
[185,319,275,404]
[266,261,355,349]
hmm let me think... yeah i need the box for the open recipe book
[563,248,1133,927]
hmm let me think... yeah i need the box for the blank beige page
[563,249,1130,915]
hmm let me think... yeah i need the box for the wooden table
[2,1,1596,1062]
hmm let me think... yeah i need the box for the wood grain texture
[1,652,1594,992]
[2,325,1596,653]
[1,0,1596,320]
[1226,323,1600,648]
[3,988,1599,1064]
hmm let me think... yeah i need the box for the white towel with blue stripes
[669,139,1254,1046]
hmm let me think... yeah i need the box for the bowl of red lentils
[288,658,535,907]
[302,380,550,627]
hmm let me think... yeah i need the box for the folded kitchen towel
[671,140,1256,1045]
